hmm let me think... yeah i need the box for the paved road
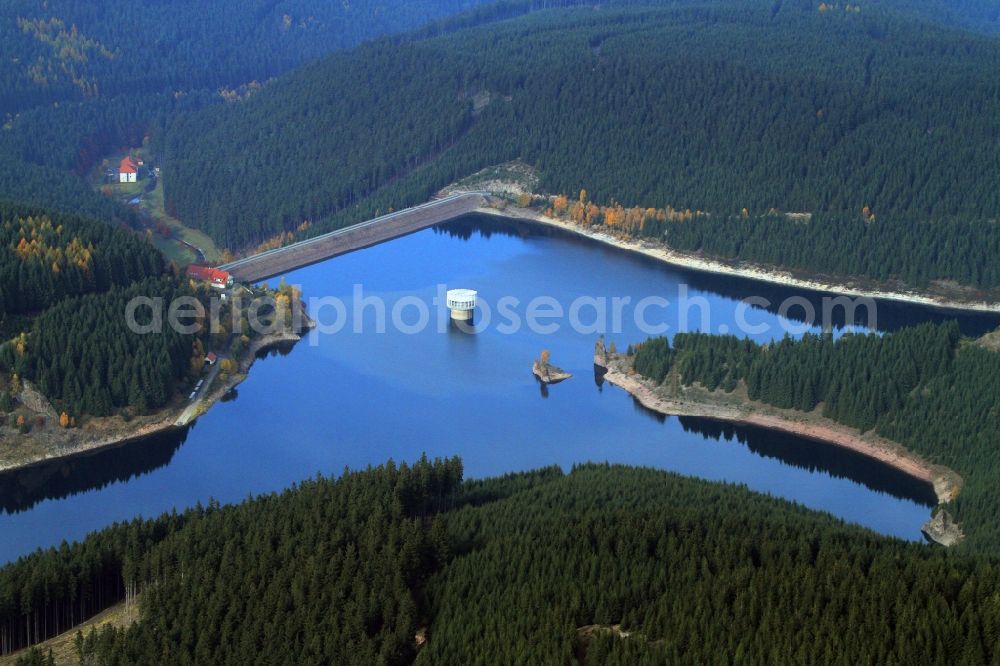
[174,333,237,426]
[220,191,489,282]
[175,362,220,426]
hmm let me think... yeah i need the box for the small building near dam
[186,265,234,290]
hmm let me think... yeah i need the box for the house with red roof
[118,156,138,183]
[185,265,233,290]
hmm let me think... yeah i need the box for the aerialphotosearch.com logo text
[124,283,877,341]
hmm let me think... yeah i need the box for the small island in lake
[532,349,572,384]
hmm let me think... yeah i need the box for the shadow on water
[677,415,938,507]
[629,396,667,424]
[436,215,1000,336]
[622,394,936,506]
[593,364,607,391]
[0,426,191,514]
[256,341,297,359]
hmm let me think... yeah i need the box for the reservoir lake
[3,214,998,563]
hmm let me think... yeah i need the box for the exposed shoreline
[594,351,960,507]
[472,203,1000,315]
[0,316,315,476]
[2,193,979,503]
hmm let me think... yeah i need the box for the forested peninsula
[0,285,314,474]
[596,323,1000,552]
[0,200,314,472]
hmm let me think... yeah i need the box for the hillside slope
[0,0,501,116]
[0,0,514,236]
[162,0,1000,258]
[5,460,1000,663]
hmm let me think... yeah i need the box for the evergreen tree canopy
[158,0,1000,292]
[632,323,1000,552]
[0,202,164,317]
[0,277,200,417]
[5,458,1000,663]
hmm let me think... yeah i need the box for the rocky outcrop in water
[922,509,964,547]
[594,336,609,367]
[532,351,572,384]
[533,360,572,384]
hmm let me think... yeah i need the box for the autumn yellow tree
[275,292,292,329]
[14,334,26,356]
[624,206,644,234]
[553,194,569,215]
[604,205,625,227]
[59,412,71,428]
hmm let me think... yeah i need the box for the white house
[119,156,138,183]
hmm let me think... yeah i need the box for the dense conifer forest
[630,323,1000,552]
[0,271,305,419]
[896,0,1000,34]
[0,0,516,226]
[0,202,163,316]
[4,458,1000,663]
[4,3,1000,661]
[0,278,199,417]
[4,0,1000,289]
[157,1,1000,291]
[540,194,1000,289]
[0,0,502,116]
[0,200,195,419]
[651,214,1000,289]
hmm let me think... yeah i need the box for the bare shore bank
[473,203,1000,314]
[594,350,960,507]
